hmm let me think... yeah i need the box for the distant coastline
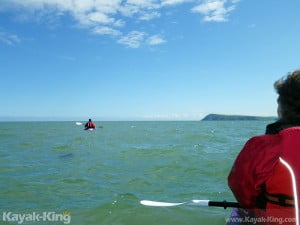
[202,114,277,121]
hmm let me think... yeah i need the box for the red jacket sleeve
[228,135,280,208]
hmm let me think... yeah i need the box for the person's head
[274,70,300,121]
[89,119,92,122]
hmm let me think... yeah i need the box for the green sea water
[0,121,273,225]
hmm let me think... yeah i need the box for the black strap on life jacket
[256,184,294,208]
[265,192,294,207]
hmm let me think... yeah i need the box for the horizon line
[0,113,277,122]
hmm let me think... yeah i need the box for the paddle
[76,122,103,128]
[140,200,240,209]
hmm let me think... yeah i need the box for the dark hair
[274,70,300,121]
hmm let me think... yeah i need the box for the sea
[0,120,274,225]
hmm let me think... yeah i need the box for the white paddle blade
[140,200,185,207]
[190,200,209,206]
[76,122,82,125]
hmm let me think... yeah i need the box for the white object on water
[140,200,209,207]
[76,122,82,125]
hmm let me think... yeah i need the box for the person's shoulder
[245,134,280,151]
[248,133,279,142]
[236,134,281,166]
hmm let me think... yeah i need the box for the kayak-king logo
[2,211,71,224]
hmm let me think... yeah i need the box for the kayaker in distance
[84,119,96,130]
[228,70,300,225]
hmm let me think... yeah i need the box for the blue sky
[1,0,300,121]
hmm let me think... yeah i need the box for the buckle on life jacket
[265,192,294,207]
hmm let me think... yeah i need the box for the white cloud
[93,26,122,36]
[119,0,161,20]
[113,19,126,27]
[117,31,146,48]
[139,11,161,20]
[1,0,122,24]
[126,0,160,9]
[118,4,139,17]
[0,31,21,45]
[0,0,241,47]
[191,0,238,22]
[88,12,115,24]
[161,0,192,6]
[117,32,166,48]
[147,35,166,45]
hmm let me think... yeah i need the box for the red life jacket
[86,121,96,129]
[228,127,300,225]
[89,122,96,128]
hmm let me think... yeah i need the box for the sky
[1,0,300,121]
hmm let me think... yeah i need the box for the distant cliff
[202,114,277,121]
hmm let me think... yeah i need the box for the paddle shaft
[208,201,241,209]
